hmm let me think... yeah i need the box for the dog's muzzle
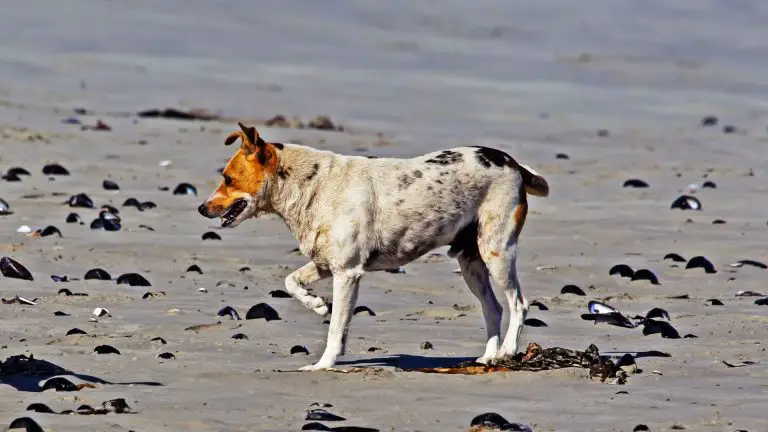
[198,203,213,218]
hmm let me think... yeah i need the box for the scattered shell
[301,423,331,431]
[529,300,548,310]
[202,231,222,241]
[722,125,737,134]
[53,311,70,316]
[645,307,670,321]
[84,268,112,280]
[8,417,44,432]
[92,307,111,317]
[93,344,121,355]
[560,284,586,296]
[116,272,151,286]
[670,195,701,211]
[50,274,69,282]
[173,182,197,196]
[65,212,82,223]
[141,201,157,209]
[217,306,241,320]
[609,264,634,278]
[16,225,31,233]
[142,291,166,299]
[103,398,132,413]
[26,403,56,413]
[736,290,763,297]
[730,259,767,269]
[685,256,716,273]
[290,345,310,355]
[755,297,768,306]
[186,264,203,274]
[705,298,724,306]
[712,219,726,224]
[42,163,70,175]
[0,198,11,215]
[524,318,548,327]
[157,352,176,360]
[722,360,757,368]
[66,328,87,335]
[197,287,208,293]
[555,153,570,160]
[1,257,34,280]
[305,408,346,422]
[353,305,376,316]
[631,269,660,285]
[102,179,120,190]
[42,376,78,391]
[663,253,686,263]
[38,225,62,237]
[150,337,167,344]
[5,167,31,178]
[623,179,649,188]
[642,320,681,339]
[245,303,280,321]
[232,333,249,340]
[269,289,292,298]
[66,193,94,208]
[420,341,434,350]
[700,116,718,127]
[470,413,532,432]
[123,197,144,210]
[702,180,717,188]
[58,288,73,296]
[239,266,252,273]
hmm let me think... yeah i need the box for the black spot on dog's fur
[306,163,319,181]
[277,166,291,179]
[396,199,405,206]
[470,146,517,169]
[398,173,414,190]
[449,220,480,260]
[435,179,443,184]
[426,151,463,165]
[426,185,433,191]
[413,170,423,178]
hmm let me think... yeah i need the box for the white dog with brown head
[199,123,549,371]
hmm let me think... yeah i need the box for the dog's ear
[224,123,274,166]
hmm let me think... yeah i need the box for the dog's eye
[223,175,232,186]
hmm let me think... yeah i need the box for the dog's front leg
[299,268,363,371]
[285,262,332,316]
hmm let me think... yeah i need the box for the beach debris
[663,253,686,263]
[217,306,241,320]
[157,352,175,360]
[137,107,220,121]
[2,296,37,305]
[66,193,94,208]
[36,225,62,237]
[186,264,203,274]
[755,297,768,306]
[670,195,701,211]
[41,377,79,392]
[668,294,690,299]
[53,311,70,316]
[42,163,70,176]
[700,115,718,127]
[631,269,660,285]
[622,179,649,188]
[305,408,346,422]
[150,337,167,344]
[7,417,44,432]
[202,231,222,241]
[197,287,208,293]
[1,257,34,280]
[712,219,726,224]
[245,303,281,321]
[609,264,634,278]
[173,182,197,196]
[232,333,249,340]
[270,289,292,298]
[705,298,724,306]
[84,268,112,280]
[141,200,157,209]
[736,290,763,297]
[722,125,737,134]
[353,305,376,316]
[300,422,331,431]
[308,115,341,131]
[642,320,681,339]
[470,412,533,432]
[730,259,767,269]
[239,266,252,273]
[420,341,434,350]
[66,328,87,335]
[102,179,120,190]
[66,212,82,223]
[702,180,717,188]
[581,301,636,328]
[524,318,547,327]
[722,360,757,368]
[26,403,56,413]
[17,225,32,233]
[142,291,166,299]
[555,153,569,160]
[290,345,310,355]
[91,209,121,231]
[685,256,716,273]
[644,307,670,321]
[529,300,548,310]
[93,345,121,355]
[81,119,112,131]
[560,284,585,296]
[123,197,145,210]
[51,275,70,282]
[92,307,111,317]
[0,198,11,215]
[116,272,151,286]
[3,167,30,182]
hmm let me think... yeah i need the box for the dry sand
[1,1,767,431]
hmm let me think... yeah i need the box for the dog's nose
[198,203,210,218]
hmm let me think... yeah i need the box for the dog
[198,122,549,371]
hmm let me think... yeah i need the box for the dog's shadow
[0,357,164,392]
[338,354,475,369]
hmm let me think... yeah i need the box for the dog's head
[198,122,279,228]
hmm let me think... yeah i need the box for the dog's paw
[299,363,332,372]
[311,304,329,316]
[475,355,496,365]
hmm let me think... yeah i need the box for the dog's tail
[519,164,549,197]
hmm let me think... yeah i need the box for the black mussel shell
[7,167,31,177]
[217,306,241,320]
[560,284,585,296]
[700,116,718,127]
[232,333,249,340]
[101,204,120,214]
[290,345,310,355]
[2,172,22,181]
[524,318,548,327]
[116,272,151,286]
[754,297,768,306]
[731,259,767,269]
[269,289,291,298]
[239,266,252,273]
[41,376,78,391]
[43,163,70,175]
[623,179,649,188]
[645,307,670,321]
[66,328,87,335]
[305,408,346,422]
[53,311,70,316]
[39,225,62,237]
[722,125,737,134]
[609,264,634,278]
[51,275,69,282]
[1,257,34,281]
[186,264,203,274]
[150,337,167,344]
[0,198,11,215]
[90,218,104,230]
[141,201,157,209]
[58,288,73,296]
[529,300,548,310]
[633,424,650,431]
[555,153,570,160]
[102,179,120,190]
[301,423,332,431]
[202,231,221,241]
[353,305,376,316]
[157,352,175,359]
[101,218,121,231]
[670,195,701,211]
[642,320,681,339]
[470,412,511,428]
[702,180,717,189]
[8,417,44,432]
[84,268,111,280]
[173,182,197,196]
[631,269,660,285]
[26,403,56,413]
[685,256,716,273]
[67,193,94,208]
[123,197,144,210]
[94,344,121,354]
[103,398,132,413]
[663,253,686,263]
[705,298,724,306]
[65,212,82,223]
[245,303,280,321]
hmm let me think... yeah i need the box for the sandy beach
[1,1,767,431]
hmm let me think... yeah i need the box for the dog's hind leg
[300,268,363,371]
[285,262,332,316]
[457,254,502,364]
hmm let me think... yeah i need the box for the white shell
[197,287,208,293]
[17,225,31,233]
[92,307,110,317]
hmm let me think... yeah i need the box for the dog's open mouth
[220,199,248,228]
